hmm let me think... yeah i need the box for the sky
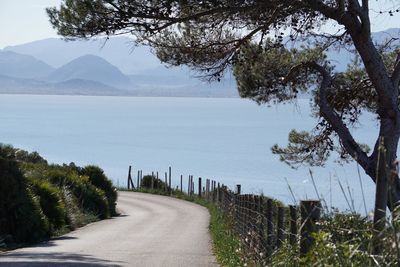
[0,0,399,49]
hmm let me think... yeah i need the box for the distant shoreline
[0,92,241,98]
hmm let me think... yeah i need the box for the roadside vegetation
[126,174,400,266]
[0,144,117,250]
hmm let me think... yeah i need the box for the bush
[0,144,47,164]
[0,157,49,244]
[0,144,117,246]
[45,168,110,219]
[141,175,167,190]
[30,178,66,230]
[81,166,117,216]
[78,184,110,219]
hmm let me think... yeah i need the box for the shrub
[0,144,47,164]
[81,166,117,216]
[141,175,167,190]
[0,145,117,246]
[30,178,66,230]
[0,157,49,244]
[45,168,110,219]
[78,183,110,219]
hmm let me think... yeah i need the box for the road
[0,192,218,266]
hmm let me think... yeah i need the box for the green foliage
[301,231,373,266]
[207,203,246,267]
[58,185,97,230]
[269,210,400,266]
[0,156,50,244]
[270,241,299,266]
[0,144,116,247]
[78,184,110,219]
[81,165,117,216]
[297,213,374,266]
[30,178,66,230]
[234,44,324,104]
[141,175,167,190]
[272,129,331,168]
[0,143,47,164]
[44,168,110,219]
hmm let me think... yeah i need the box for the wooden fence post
[276,206,285,248]
[180,175,183,192]
[205,179,208,200]
[236,184,241,195]
[140,170,143,188]
[169,166,172,195]
[151,171,154,190]
[289,205,297,246]
[137,170,140,190]
[209,179,211,200]
[189,175,193,196]
[300,200,321,256]
[198,177,202,198]
[164,172,168,192]
[127,165,132,190]
[217,182,221,203]
[212,180,216,202]
[189,175,191,196]
[192,176,195,195]
[187,175,191,195]
[156,172,159,189]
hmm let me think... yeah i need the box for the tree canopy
[47,0,400,210]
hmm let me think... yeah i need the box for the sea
[0,94,382,213]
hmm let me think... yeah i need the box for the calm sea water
[0,94,381,213]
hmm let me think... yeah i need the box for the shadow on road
[32,236,78,248]
[0,252,123,266]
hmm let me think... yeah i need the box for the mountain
[4,37,160,75]
[48,54,131,89]
[2,28,397,97]
[0,74,127,96]
[0,50,54,79]
[5,29,400,76]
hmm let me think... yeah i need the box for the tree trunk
[365,131,400,212]
[346,26,400,212]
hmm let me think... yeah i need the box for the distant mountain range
[0,50,54,79]
[0,41,237,97]
[0,28,398,97]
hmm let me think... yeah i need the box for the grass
[125,184,400,266]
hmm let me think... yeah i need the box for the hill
[0,74,127,96]
[2,28,397,97]
[4,37,159,74]
[5,29,400,75]
[0,50,54,79]
[48,54,131,89]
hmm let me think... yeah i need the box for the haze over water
[0,94,381,213]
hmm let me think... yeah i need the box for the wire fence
[126,166,322,263]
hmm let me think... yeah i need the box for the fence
[126,166,322,263]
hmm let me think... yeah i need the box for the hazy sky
[0,0,399,49]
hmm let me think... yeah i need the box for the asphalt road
[0,192,218,266]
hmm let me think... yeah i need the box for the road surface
[0,192,218,266]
